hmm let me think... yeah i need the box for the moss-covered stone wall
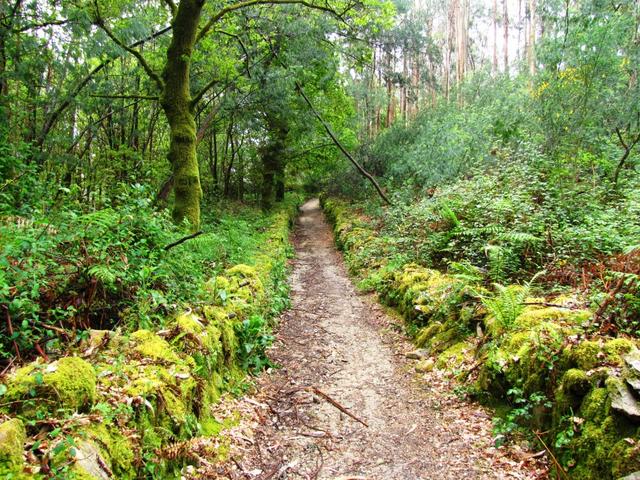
[0,201,299,479]
[322,197,640,480]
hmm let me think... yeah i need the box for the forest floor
[212,199,549,480]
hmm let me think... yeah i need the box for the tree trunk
[160,0,204,230]
[528,0,536,76]
[261,118,288,209]
[493,0,498,74]
[503,0,509,73]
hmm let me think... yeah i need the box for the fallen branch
[163,231,204,251]
[308,387,369,428]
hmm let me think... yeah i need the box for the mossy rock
[129,329,183,365]
[84,425,135,478]
[435,341,474,371]
[3,357,97,413]
[563,369,592,397]
[0,418,25,467]
[604,338,636,363]
[514,306,590,329]
[569,340,602,371]
[415,323,443,348]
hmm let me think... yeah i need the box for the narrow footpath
[218,199,548,479]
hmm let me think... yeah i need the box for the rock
[623,350,640,394]
[405,349,429,360]
[608,378,640,421]
[0,418,26,466]
[624,350,640,374]
[74,441,111,480]
[415,358,435,373]
[627,375,640,392]
[618,472,640,480]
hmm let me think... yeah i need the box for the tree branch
[13,19,69,33]
[615,127,628,149]
[38,25,172,146]
[191,77,220,108]
[163,231,205,251]
[92,0,163,91]
[161,0,178,16]
[197,0,345,43]
[295,81,392,205]
[91,94,159,100]
[218,30,252,79]
[94,18,164,92]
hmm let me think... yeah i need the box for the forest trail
[224,199,546,480]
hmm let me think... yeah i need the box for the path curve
[224,199,547,480]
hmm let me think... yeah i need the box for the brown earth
[204,199,549,480]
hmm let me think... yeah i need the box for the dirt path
[216,199,548,480]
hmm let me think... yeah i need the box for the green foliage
[492,388,551,445]
[0,186,297,362]
[234,314,275,374]
[481,284,529,332]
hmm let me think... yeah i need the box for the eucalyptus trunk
[161,0,204,230]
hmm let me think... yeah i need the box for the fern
[497,231,542,245]
[439,203,460,228]
[77,209,120,232]
[448,260,484,283]
[481,272,543,331]
[482,283,529,330]
[88,264,117,285]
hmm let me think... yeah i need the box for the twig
[163,231,204,251]
[308,387,369,427]
[521,302,575,309]
[533,430,569,480]
[3,306,21,362]
[592,275,626,330]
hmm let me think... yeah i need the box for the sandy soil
[207,199,549,480]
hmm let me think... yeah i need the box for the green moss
[435,341,473,370]
[4,357,96,412]
[603,338,636,364]
[562,369,592,397]
[85,425,135,478]
[580,388,610,424]
[570,340,602,370]
[221,319,238,366]
[514,306,590,329]
[46,357,97,408]
[175,312,204,335]
[130,330,181,364]
[415,323,443,347]
[0,418,25,467]
[611,437,640,478]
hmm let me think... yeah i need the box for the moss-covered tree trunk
[161,0,204,230]
[261,118,288,209]
[275,156,285,202]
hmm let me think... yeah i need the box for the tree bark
[160,0,204,230]
[261,118,288,209]
[493,0,498,74]
[503,0,509,73]
[528,0,536,76]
